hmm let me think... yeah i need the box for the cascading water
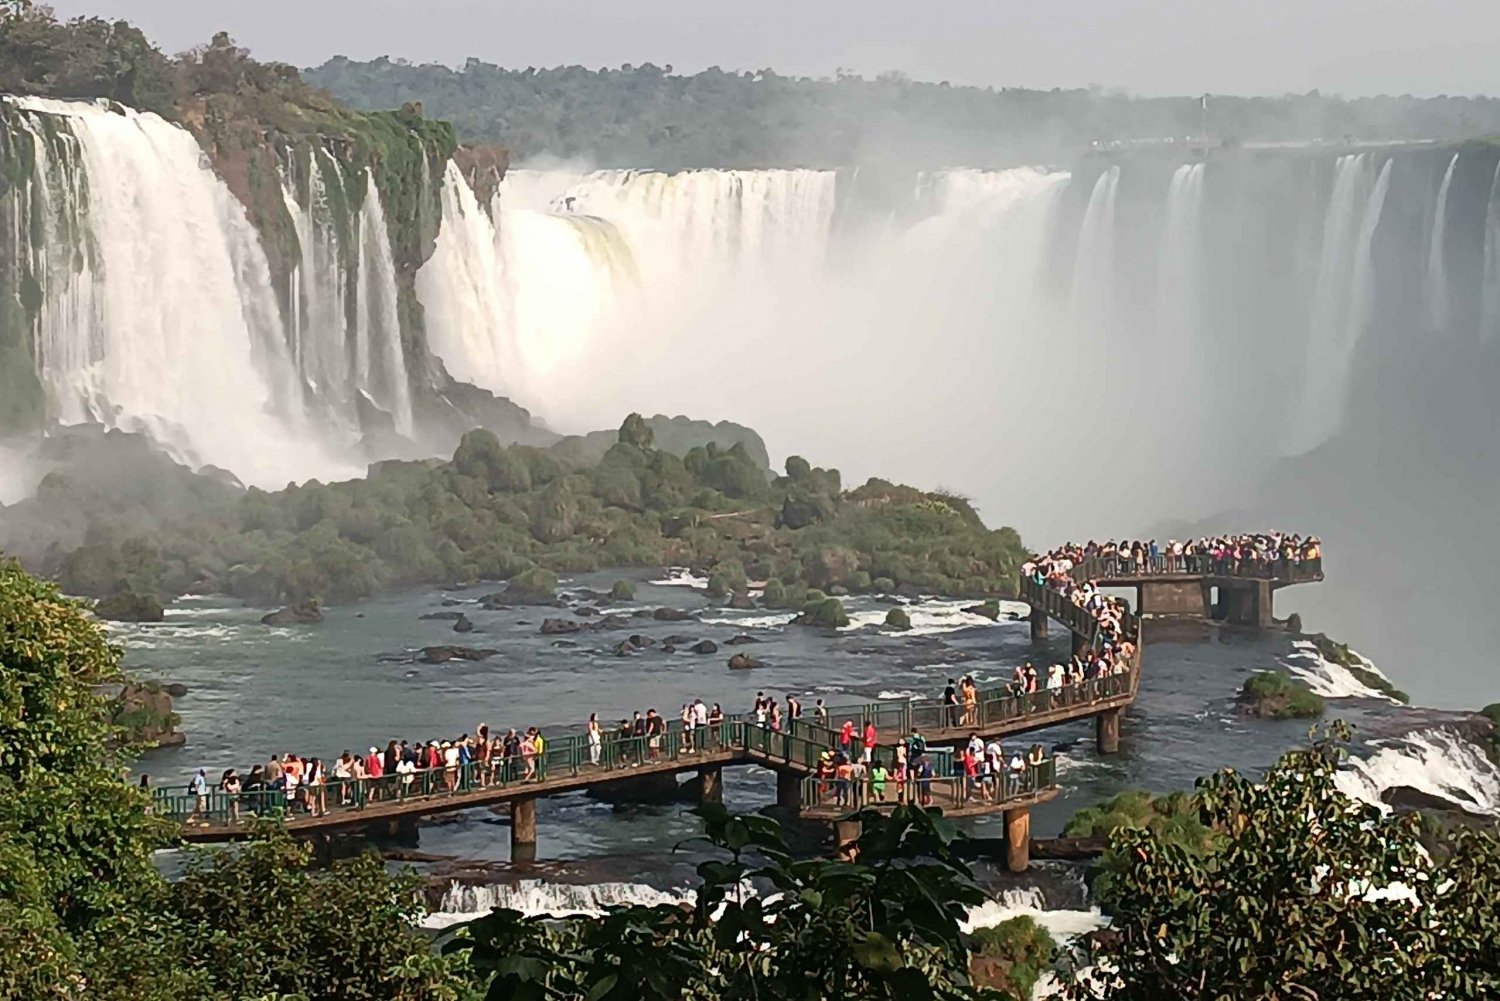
[1158,163,1206,364]
[353,178,414,436]
[1424,153,1458,333]
[1285,155,1393,456]
[1070,165,1121,340]
[1482,161,1500,343]
[3,96,346,486]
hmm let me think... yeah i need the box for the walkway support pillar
[834,819,862,861]
[511,796,537,863]
[1029,606,1049,642]
[698,766,723,805]
[1096,708,1121,755]
[776,770,801,811]
[1004,806,1031,873]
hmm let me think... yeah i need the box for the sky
[49,0,1500,97]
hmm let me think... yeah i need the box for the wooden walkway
[161,558,1151,850]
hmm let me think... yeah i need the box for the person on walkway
[869,757,889,803]
[707,703,724,749]
[850,757,868,808]
[834,754,853,808]
[1007,749,1026,796]
[861,720,877,764]
[587,713,603,766]
[754,692,768,726]
[365,746,385,799]
[893,742,908,805]
[838,719,855,756]
[519,731,537,781]
[187,768,209,824]
[907,726,927,764]
[943,679,960,728]
[916,756,934,807]
[334,751,355,804]
[961,746,980,800]
[816,699,829,726]
[680,703,695,753]
[615,718,634,768]
[396,754,415,799]
[219,768,240,823]
[646,709,665,760]
[787,694,802,720]
[962,676,979,726]
[306,757,327,817]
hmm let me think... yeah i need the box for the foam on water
[1334,728,1500,817]
[422,879,696,929]
[649,568,709,589]
[962,887,1108,942]
[1281,639,1398,701]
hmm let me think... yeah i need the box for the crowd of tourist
[1035,533,1322,578]
[811,725,1049,810]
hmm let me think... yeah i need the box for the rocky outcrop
[420,611,466,621]
[728,653,764,670]
[261,599,323,625]
[727,592,755,610]
[420,645,497,664]
[725,633,761,645]
[108,681,185,748]
[690,639,719,655]
[963,600,1001,621]
[652,607,694,622]
[94,591,165,623]
[885,607,913,631]
[452,614,474,633]
[1237,670,1325,719]
[541,618,581,635]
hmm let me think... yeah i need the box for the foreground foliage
[1065,726,1500,1000]
[0,559,466,1000]
[447,804,1019,1000]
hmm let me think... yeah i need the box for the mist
[411,147,1500,709]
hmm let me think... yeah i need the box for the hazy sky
[49,0,1500,97]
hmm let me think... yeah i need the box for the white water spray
[7,96,346,486]
[1425,153,1458,333]
[1286,155,1392,455]
[1482,161,1500,343]
[1335,729,1500,818]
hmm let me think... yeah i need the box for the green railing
[1064,553,1323,583]
[799,757,1057,812]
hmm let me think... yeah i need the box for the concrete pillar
[1096,708,1121,754]
[1254,580,1274,629]
[511,796,537,863]
[1004,806,1031,873]
[1139,580,1209,618]
[1029,606,1048,642]
[698,766,723,805]
[834,818,862,861]
[776,770,801,811]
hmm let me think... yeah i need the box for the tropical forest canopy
[304,57,1500,169]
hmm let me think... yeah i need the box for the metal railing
[1058,553,1323,583]
[799,757,1057,813]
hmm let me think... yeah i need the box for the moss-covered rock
[963,600,1001,621]
[499,565,558,605]
[1238,670,1325,719]
[885,607,912,631]
[93,591,165,623]
[108,680,184,748]
[794,596,849,628]
[968,915,1056,998]
[609,579,635,601]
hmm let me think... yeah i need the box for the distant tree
[618,412,654,449]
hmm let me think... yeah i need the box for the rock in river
[420,646,497,664]
[652,607,694,622]
[261,599,323,626]
[691,640,719,655]
[541,618,582,635]
[725,633,761,645]
[94,590,165,623]
[728,653,764,670]
[452,614,475,633]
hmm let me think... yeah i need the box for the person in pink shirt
[861,721,877,763]
[364,746,384,800]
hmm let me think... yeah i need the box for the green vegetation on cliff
[0,416,1028,608]
[968,917,1056,998]
[1306,632,1410,703]
[1238,669,1326,719]
[1063,789,1220,906]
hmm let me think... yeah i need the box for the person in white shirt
[396,757,415,798]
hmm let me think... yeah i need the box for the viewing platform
[1027,555,1323,630]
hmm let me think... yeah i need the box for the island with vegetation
[0,415,1028,616]
[1237,669,1327,719]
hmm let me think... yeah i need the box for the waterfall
[1285,155,1392,455]
[279,148,357,428]
[1425,153,1458,333]
[417,160,516,395]
[1158,163,1207,373]
[1482,162,1500,343]
[4,96,347,486]
[1070,165,1121,334]
[354,178,413,436]
[422,879,697,929]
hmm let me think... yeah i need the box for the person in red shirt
[364,746,384,800]
[861,721,877,763]
[839,720,854,754]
